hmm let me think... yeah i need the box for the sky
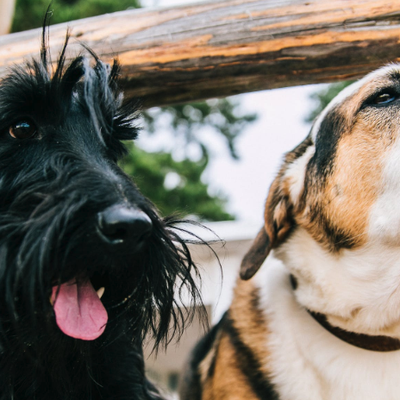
[139,0,327,223]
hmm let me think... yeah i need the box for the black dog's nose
[97,205,152,249]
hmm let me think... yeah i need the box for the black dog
[0,30,206,400]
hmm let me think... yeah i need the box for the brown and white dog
[179,64,400,400]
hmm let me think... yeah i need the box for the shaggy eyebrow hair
[0,33,140,160]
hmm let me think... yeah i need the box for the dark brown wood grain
[1,0,400,107]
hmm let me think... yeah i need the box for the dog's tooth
[50,295,54,306]
[97,287,105,299]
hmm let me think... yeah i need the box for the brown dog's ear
[240,174,295,280]
[240,227,271,280]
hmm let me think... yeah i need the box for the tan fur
[199,280,273,400]
[264,166,294,245]
[230,279,272,373]
[322,120,389,246]
[296,121,389,249]
[201,331,258,400]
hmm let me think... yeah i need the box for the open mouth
[90,271,109,297]
[51,273,109,341]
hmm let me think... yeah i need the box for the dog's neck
[306,307,400,352]
[276,229,400,339]
[288,273,400,352]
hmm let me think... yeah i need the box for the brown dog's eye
[9,121,37,139]
[374,93,396,105]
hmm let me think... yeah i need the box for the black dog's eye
[9,121,37,139]
[373,92,397,105]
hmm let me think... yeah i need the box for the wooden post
[0,0,15,35]
[0,0,400,107]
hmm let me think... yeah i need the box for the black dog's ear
[240,174,295,280]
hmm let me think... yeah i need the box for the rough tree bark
[0,0,400,107]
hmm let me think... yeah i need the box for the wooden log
[0,0,400,107]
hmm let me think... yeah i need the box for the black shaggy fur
[0,29,206,400]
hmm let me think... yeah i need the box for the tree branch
[0,0,400,107]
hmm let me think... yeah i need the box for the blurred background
[1,0,348,397]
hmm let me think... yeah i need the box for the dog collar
[308,310,400,352]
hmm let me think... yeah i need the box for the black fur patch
[0,29,209,399]
[311,106,346,179]
[223,313,279,400]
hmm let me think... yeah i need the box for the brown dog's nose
[97,205,152,249]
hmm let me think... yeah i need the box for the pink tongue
[52,279,108,340]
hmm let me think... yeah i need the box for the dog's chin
[293,280,400,340]
[276,227,400,339]
[290,277,400,340]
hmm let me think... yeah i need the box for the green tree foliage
[12,0,139,32]
[125,97,256,220]
[143,99,257,160]
[120,144,234,221]
[11,0,257,221]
